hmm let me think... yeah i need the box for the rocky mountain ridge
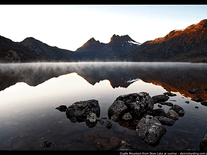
[115,19,207,62]
[0,19,207,62]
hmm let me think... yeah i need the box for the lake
[0,62,207,150]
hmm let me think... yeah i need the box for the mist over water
[0,62,207,150]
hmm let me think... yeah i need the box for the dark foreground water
[0,62,207,150]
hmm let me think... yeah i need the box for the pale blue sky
[0,5,206,51]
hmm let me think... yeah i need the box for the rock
[41,141,53,147]
[136,115,166,145]
[152,94,169,103]
[199,131,207,151]
[86,112,97,123]
[66,99,100,123]
[147,109,166,117]
[185,101,189,104]
[163,92,177,96]
[108,100,128,121]
[201,101,207,106]
[188,88,202,94]
[97,117,112,129]
[55,105,67,112]
[155,116,175,126]
[159,102,173,107]
[195,106,199,109]
[171,104,185,117]
[166,109,179,120]
[122,112,132,121]
[108,92,154,121]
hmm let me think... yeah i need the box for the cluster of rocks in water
[55,91,207,151]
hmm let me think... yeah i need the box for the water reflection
[0,62,207,102]
[0,62,207,150]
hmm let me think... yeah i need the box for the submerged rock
[97,117,112,129]
[152,94,169,103]
[41,141,53,147]
[136,115,166,145]
[66,99,100,123]
[117,140,138,151]
[155,116,175,126]
[199,131,207,151]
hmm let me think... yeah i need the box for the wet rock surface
[66,99,100,123]
[152,94,169,103]
[108,92,185,146]
[41,141,53,147]
[136,115,166,145]
[108,92,154,121]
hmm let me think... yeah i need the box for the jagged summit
[81,37,101,48]
[109,34,140,45]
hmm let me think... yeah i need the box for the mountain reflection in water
[0,62,207,150]
[0,62,207,101]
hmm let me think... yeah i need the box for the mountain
[74,34,140,61]
[1,19,207,63]
[115,19,207,62]
[0,36,74,62]
[0,34,139,62]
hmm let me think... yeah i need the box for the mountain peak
[110,34,131,43]
[195,19,207,28]
[81,37,100,48]
[109,34,140,45]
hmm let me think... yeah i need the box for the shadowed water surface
[0,62,207,150]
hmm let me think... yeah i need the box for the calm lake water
[0,62,207,150]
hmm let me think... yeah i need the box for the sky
[0,5,207,51]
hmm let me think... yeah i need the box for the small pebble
[195,106,199,109]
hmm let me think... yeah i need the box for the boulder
[199,131,207,151]
[166,109,179,120]
[66,99,100,123]
[155,116,175,126]
[147,109,166,117]
[136,115,166,145]
[108,100,128,121]
[152,95,169,103]
[171,104,185,117]
[108,92,154,121]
